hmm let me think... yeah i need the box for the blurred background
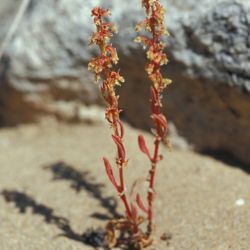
[0,0,249,170]
[0,0,249,249]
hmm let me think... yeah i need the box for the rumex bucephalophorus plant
[88,1,171,249]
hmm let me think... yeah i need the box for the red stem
[147,105,161,235]
[146,3,164,236]
[111,107,133,220]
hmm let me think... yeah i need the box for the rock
[0,0,22,44]
[117,0,250,166]
[0,0,102,125]
[0,0,249,166]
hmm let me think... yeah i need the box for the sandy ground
[0,119,249,250]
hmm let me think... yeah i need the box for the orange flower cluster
[135,0,172,236]
[135,0,171,94]
[88,6,131,213]
[88,7,124,126]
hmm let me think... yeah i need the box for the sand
[0,119,249,250]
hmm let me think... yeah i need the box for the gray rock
[0,0,102,125]
[0,0,22,44]
[118,0,250,167]
[0,0,249,166]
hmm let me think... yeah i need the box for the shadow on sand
[1,189,98,245]
[42,161,121,220]
[1,161,122,248]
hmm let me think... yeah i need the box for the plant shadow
[1,189,107,248]
[42,161,121,219]
[1,161,123,248]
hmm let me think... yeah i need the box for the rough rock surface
[0,0,103,125]
[0,0,249,165]
[117,0,250,166]
[0,0,21,44]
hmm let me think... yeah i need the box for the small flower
[162,78,172,86]
[91,6,110,23]
[145,63,155,75]
[106,45,119,64]
[134,36,151,49]
[135,19,150,32]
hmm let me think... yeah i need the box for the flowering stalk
[88,7,133,222]
[135,0,172,236]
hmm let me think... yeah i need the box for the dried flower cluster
[135,0,172,236]
[88,7,145,248]
[88,1,171,248]
[88,5,132,217]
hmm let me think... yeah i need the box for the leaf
[152,114,168,135]
[103,157,119,191]
[138,135,151,160]
[112,135,126,161]
[136,194,148,214]
[117,120,124,138]
[131,203,138,221]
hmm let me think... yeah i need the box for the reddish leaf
[117,120,124,138]
[112,135,125,160]
[131,203,138,221]
[152,114,168,135]
[138,135,152,160]
[103,157,119,191]
[136,193,148,214]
